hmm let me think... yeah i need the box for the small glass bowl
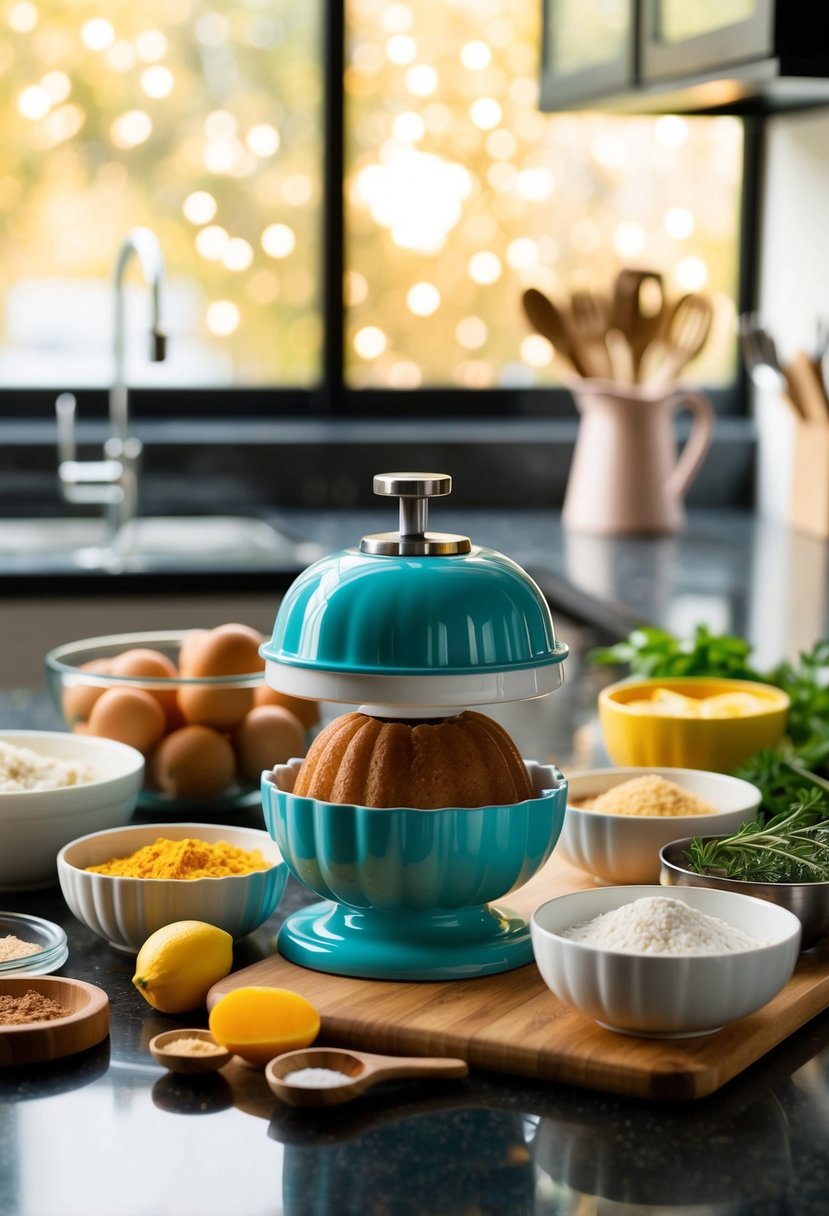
[45,630,271,813]
[0,912,69,975]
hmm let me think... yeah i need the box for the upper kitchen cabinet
[540,0,829,114]
[640,0,775,83]
[539,0,635,108]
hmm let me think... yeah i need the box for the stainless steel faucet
[57,226,167,540]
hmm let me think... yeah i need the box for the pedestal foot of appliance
[277,900,534,980]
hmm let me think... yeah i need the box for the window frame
[0,2,757,425]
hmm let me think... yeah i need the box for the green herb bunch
[590,624,758,682]
[686,789,829,883]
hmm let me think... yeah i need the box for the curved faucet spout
[111,226,167,446]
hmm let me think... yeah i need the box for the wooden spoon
[611,268,666,381]
[149,1028,232,1074]
[521,288,589,376]
[265,1047,469,1108]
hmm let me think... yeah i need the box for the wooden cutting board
[208,855,829,1101]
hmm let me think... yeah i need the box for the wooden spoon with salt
[265,1047,469,1108]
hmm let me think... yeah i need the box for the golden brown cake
[292,710,533,809]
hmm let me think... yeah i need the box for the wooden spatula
[522,288,589,376]
[611,268,666,381]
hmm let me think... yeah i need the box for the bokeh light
[81,19,114,51]
[261,223,296,258]
[183,191,218,225]
[206,300,241,336]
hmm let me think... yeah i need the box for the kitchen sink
[0,515,324,572]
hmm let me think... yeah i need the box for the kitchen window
[1,0,748,422]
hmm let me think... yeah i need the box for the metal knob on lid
[360,472,471,556]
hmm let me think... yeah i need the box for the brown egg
[253,685,320,731]
[111,647,177,679]
[233,705,306,783]
[149,725,237,800]
[61,659,112,726]
[110,647,182,730]
[178,629,210,676]
[177,684,253,731]
[184,623,265,678]
[87,687,166,754]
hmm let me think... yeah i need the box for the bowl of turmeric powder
[56,822,288,951]
[558,767,762,885]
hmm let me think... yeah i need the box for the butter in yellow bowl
[598,677,790,773]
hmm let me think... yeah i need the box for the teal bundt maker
[260,473,569,980]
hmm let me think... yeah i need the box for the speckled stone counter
[1,510,829,1215]
[2,666,829,1215]
[2,507,824,670]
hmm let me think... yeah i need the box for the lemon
[132,920,233,1014]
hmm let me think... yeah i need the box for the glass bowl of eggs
[45,627,319,814]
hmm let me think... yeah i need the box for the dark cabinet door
[540,0,635,107]
[640,0,774,82]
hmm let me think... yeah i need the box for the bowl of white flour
[530,885,800,1037]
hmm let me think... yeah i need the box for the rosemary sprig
[686,789,829,883]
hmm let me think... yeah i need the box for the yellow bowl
[598,677,790,773]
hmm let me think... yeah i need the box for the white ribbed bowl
[0,731,144,890]
[530,885,800,1038]
[557,767,762,884]
[57,822,287,952]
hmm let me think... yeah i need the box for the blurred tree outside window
[345,0,743,390]
[0,0,743,399]
[1,0,323,388]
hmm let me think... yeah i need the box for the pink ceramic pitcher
[561,378,715,536]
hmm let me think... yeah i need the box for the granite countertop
[2,506,827,669]
[2,510,829,1215]
[2,680,829,1213]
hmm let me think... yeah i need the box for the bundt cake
[292,710,533,809]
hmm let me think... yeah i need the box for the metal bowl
[659,836,829,950]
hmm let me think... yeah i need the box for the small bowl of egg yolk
[45,627,320,812]
[598,676,790,774]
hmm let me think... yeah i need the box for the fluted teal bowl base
[277,899,535,980]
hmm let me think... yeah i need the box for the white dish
[0,730,144,890]
[531,884,801,1038]
[557,767,761,884]
[57,821,287,952]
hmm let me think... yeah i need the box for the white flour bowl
[531,885,800,1038]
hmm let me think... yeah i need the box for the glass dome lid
[261,473,568,714]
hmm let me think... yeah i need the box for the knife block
[790,415,829,539]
